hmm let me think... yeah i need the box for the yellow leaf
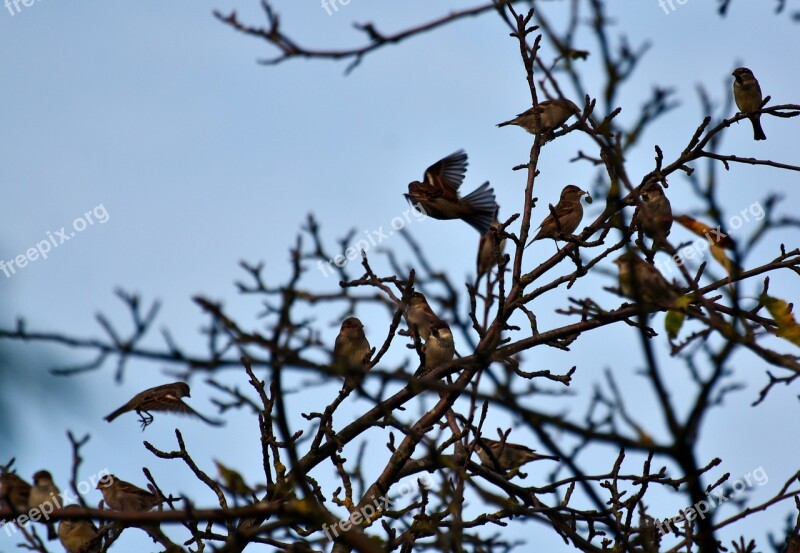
[674,215,735,249]
[761,295,800,347]
[665,296,692,339]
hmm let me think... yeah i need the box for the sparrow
[634,181,672,246]
[214,460,253,498]
[497,98,580,135]
[527,185,590,246]
[476,216,506,283]
[333,317,371,391]
[105,381,224,429]
[405,150,498,235]
[421,322,455,373]
[732,67,766,141]
[29,470,60,540]
[96,474,164,512]
[404,292,443,341]
[0,471,31,513]
[471,438,559,472]
[613,252,679,307]
[57,504,101,553]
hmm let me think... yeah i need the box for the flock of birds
[0,67,769,553]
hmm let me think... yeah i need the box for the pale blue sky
[1,1,799,551]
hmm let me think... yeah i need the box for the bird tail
[104,406,128,422]
[461,182,497,235]
[751,115,767,141]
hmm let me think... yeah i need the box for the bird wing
[424,150,468,195]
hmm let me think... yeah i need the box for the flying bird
[405,150,498,235]
[104,382,223,429]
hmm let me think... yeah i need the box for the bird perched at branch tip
[471,437,559,472]
[497,98,581,135]
[29,470,60,540]
[96,474,164,511]
[527,185,590,247]
[634,181,672,247]
[333,317,371,391]
[732,67,767,141]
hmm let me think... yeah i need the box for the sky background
[1,1,799,551]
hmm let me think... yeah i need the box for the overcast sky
[1,1,799,551]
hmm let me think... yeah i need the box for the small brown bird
[472,438,559,472]
[732,67,766,141]
[634,181,672,246]
[476,216,506,284]
[29,470,60,540]
[422,322,455,373]
[57,505,101,553]
[333,317,371,391]
[404,292,443,341]
[405,150,498,235]
[497,98,580,135]
[0,471,31,513]
[527,185,590,246]
[105,381,223,429]
[96,474,163,512]
[614,252,679,306]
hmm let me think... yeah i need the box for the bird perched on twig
[405,150,498,235]
[421,321,455,374]
[333,317,371,391]
[471,438,559,472]
[214,460,253,498]
[476,215,506,284]
[527,185,590,247]
[96,474,164,512]
[104,381,224,429]
[404,292,443,341]
[57,505,101,553]
[29,470,60,540]
[0,471,31,514]
[732,67,767,141]
[634,181,672,247]
[497,98,581,135]
[613,252,679,307]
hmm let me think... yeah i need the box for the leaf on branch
[674,215,735,249]
[665,295,693,340]
[761,295,800,347]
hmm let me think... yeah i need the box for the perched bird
[29,470,60,540]
[214,460,253,498]
[497,98,580,135]
[104,381,223,429]
[405,150,498,235]
[0,471,31,513]
[421,322,455,373]
[96,474,163,512]
[614,252,679,306]
[404,292,443,340]
[527,185,590,247]
[476,216,506,284]
[732,67,766,141]
[333,317,371,391]
[57,504,101,553]
[634,181,672,246]
[472,438,559,472]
